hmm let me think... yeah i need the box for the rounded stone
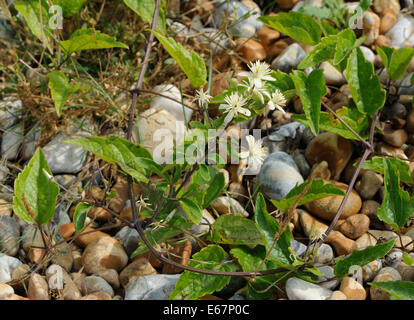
[338,214,370,239]
[285,277,332,300]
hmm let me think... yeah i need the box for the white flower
[194,88,212,109]
[238,61,275,90]
[267,89,287,113]
[219,92,250,125]
[239,135,268,170]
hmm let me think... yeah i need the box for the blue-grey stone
[0,254,22,283]
[286,277,332,300]
[290,240,307,258]
[114,226,141,257]
[125,274,180,300]
[0,215,20,256]
[1,121,24,160]
[314,243,334,265]
[258,152,304,201]
[271,43,306,73]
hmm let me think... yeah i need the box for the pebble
[263,122,306,154]
[359,46,375,65]
[363,11,380,45]
[321,62,346,86]
[51,242,73,272]
[258,25,280,57]
[290,239,307,258]
[1,122,24,160]
[397,262,414,281]
[0,215,20,256]
[325,231,357,256]
[53,203,71,227]
[373,0,400,14]
[338,214,370,239]
[81,291,112,300]
[297,209,328,239]
[196,28,228,52]
[362,260,383,282]
[258,152,304,201]
[360,200,381,221]
[114,226,141,257]
[125,274,180,300]
[376,142,408,160]
[210,196,249,217]
[380,8,398,34]
[27,273,50,300]
[314,243,334,265]
[278,0,300,9]
[45,264,81,300]
[317,266,338,290]
[271,43,306,73]
[355,171,383,200]
[329,290,347,300]
[236,39,266,62]
[386,15,414,47]
[43,132,88,174]
[339,276,366,300]
[82,237,128,275]
[385,250,403,268]
[304,180,362,221]
[0,254,22,283]
[0,98,23,129]
[151,84,193,122]
[0,283,14,299]
[82,276,114,297]
[10,264,30,291]
[119,258,158,288]
[95,269,120,290]
[22,128,41,160]
[383,129,408,147]
[285,277,333,300]
[370,267,401,300]
[292,150,311,178]
[407,110,414,133]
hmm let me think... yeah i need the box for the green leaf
[369,281,414,300]
[211,215,263,245]
[297,35,337,69]
[345,48,386,116]
[388,47,414,81]
[131,215,193,257]
[59,28,128,55]
[291,69,327,136]
[179,198,203,225]
[66,135,160,183]
[270,179,345,213]
[202,173,225,208]
[13,148,60,225]
[73,202,92,232]
[51,0,86,17]
[333,28,357,67]
[123,0,166,34]
[378,158,414,230]
[377,46,395,71]
[297,5,332,21]
[169,245,231,300]
[360,156,413,184]
[292,105,370,141]
[150,30,206,88]
[403,252,414,266]
[258,12,322,45]
[15,1,52,51]
[47,71,78,117]
[254,193,292,266]
[334,239,395,280]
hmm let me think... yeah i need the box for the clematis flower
[238,61,275,90]
[239,135,268,171]
[267,89,287,113]
[194,88,212,109]
[219,92,250,125]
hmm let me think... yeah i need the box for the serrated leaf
[258,12,322,45]
[211,215,263,245]
[369,281,414,300]
[292,105,370,141]
[360,156,413,184]
[169,245,231,300]
[66,135,160,183]
[47,71,78,117]
[51,0,86,17]
[270,179,345,213]
[345,48,386,116]
[202,173,225,208]
[254,193,292,266]
[151,30,206,88]
[335,239,395,279]
[15,1,52,52]
[179,198,202,224]
[73,202,92,232]
[131,215,193,257]
[378,158,414,230]
[291,69,327,136]
[59,28,128,55]
[13,148,60,225]
[297,35,337,69]
[123,0,166,34]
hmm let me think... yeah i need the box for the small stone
[0,254,23,283]
[82,276,114,297]
[397,262,414,281]
[22,128,41,160]
[267,39,292,60]
[305,132,353,180]
[1,122,24,160]
[0,215,20,256]
[375,34,391,48]
[329,290,347,300]
[0,283,14,299]
[338,214,370,240]
[321,61,346,86]
[386,15,414,47]
[309,161,331,180]
[119,258,158,288]
[108,175,131,213]
[73,225,110,248]
[370,267,401,300]
[0,98,23,129]
[290,239,307,258]
[162,240,192,274]
[383,129,408,147]
[258,152,304,201]
[95,269,120,290]
[314,243,334,265]
[325,231,357,256]
[210,196,249,217]
[380,8,397,34]
[363,11,380,45]
[360,46,375,64]
[81,291,112,300]
[82,237,128,275]
[236,39,266,62]
[385,250,403,268]
[51,242,73,272]
[360,200,381,220]
[292,150,311,178]
[151,84,193,122]
[27,273,49,300]
[258,25,280,57]
[271,43,306,73]
[355,171,383,200]
[305,180,362,221]
[45,264,81,300]
[317,266,338,290]
[376,142,407,160]
[277,0,300,9]
[285,277,332,300]
[339,277,366,300]
[10,264,30,291]
[297,209,328,239]
[125,274,180,300]
[189,209,215,237]
[373,0,400,14]
[114,226,140,257]
[407,109,414,133]
[362,260,383,282]
[228,182,247,204]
